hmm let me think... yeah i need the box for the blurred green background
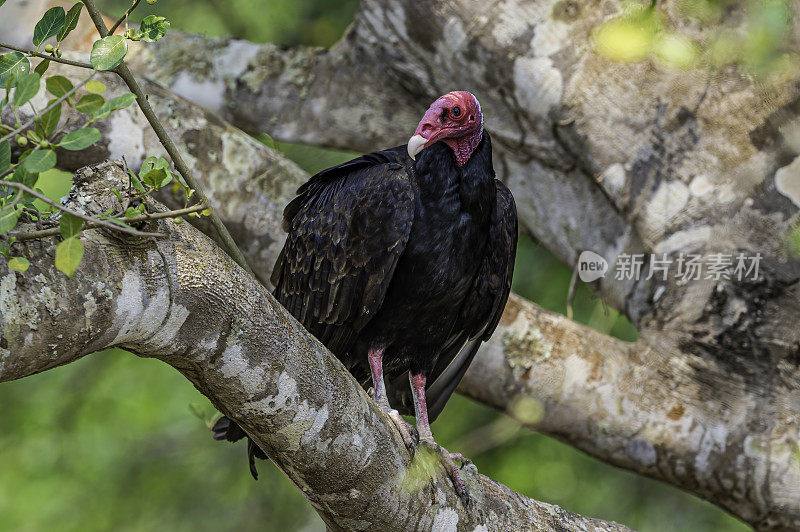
[0,1,755,531]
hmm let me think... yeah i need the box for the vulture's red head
[407,91,484,167]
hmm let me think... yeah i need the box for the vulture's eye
[452,106,461,117]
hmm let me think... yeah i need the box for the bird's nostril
[420,124,433,136]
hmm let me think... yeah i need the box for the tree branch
[0,161,631,532]
[461,295,800,530]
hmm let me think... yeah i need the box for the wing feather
[273,148,415,358]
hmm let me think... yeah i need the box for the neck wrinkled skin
[444,128,484,167]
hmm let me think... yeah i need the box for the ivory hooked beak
[407,134,427,160]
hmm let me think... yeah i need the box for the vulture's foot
[385,408,420,456]
[420,441,472,505]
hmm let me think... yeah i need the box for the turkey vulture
[213,91,517,501]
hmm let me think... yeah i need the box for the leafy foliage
[85,80,106,94]
[138,156,173,188]
[32,7,66,49]
[593,0,797,79]
[55,235,84,277]
[7,256,29,272]
[90,35,128,71]
[0,0,177,276]
[74,94,104,114]
[59,213,83,239]
[0,205,19,235]
[0,140,9,172]
[58,128,101,150]
[37,99,62,137]
[12,72,40,107]
[0,52,30,87]
[22,150,56,173]
[91,92,136,121]
[57,3,83,43]
[45,75,73,99]
[133,15,170,42]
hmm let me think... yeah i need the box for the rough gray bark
[3,0,800,529]
[0,161,631,532]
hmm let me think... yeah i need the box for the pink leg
[409,372,434,443]
[367,347,418,452]
[409,371,472,504]
[368,347,389,409]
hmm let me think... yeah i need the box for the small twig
[0,180,162,238]
[11,203,206,241]
[135,203,206,220]
[0,42,94,70]
[0,71,97,144]
[566,259,578,321]
[82,0,256,277]
[108,0,142,35]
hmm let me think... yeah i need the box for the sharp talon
[440,451,470,505]
[411,425,420,445]
[386,409,418,456]
[415,441,472,504]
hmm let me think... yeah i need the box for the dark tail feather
[425,339,482,422]
[211,416,268,480]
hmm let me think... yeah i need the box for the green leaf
[139,156,172,188]
[22,149,56,172]
[74,94,104,114]
[104,216,132,229]
[55,236,83,277]
[26,130,41,143]
[112,188,122,202]
[135,15,170,42]
[0,52,31,87]
[57,2,83,42]
[124,206,139,218]
[60,212,83,238]
[140,167,167,188]
[85,80,106,94]
[0,140,9,173]
[11,166,38,188]
[34,59,50,77]
[37,99,62,137]
[58,127,100,150]
[130,173,146,193]
[255,132,276,150]
[12,72,40,108]
[45,75,73,99]
[7,256,30,272]
[33,7,66,48]
[91,92,136,121]
[90,35,128,71]
[0,206,19,235]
